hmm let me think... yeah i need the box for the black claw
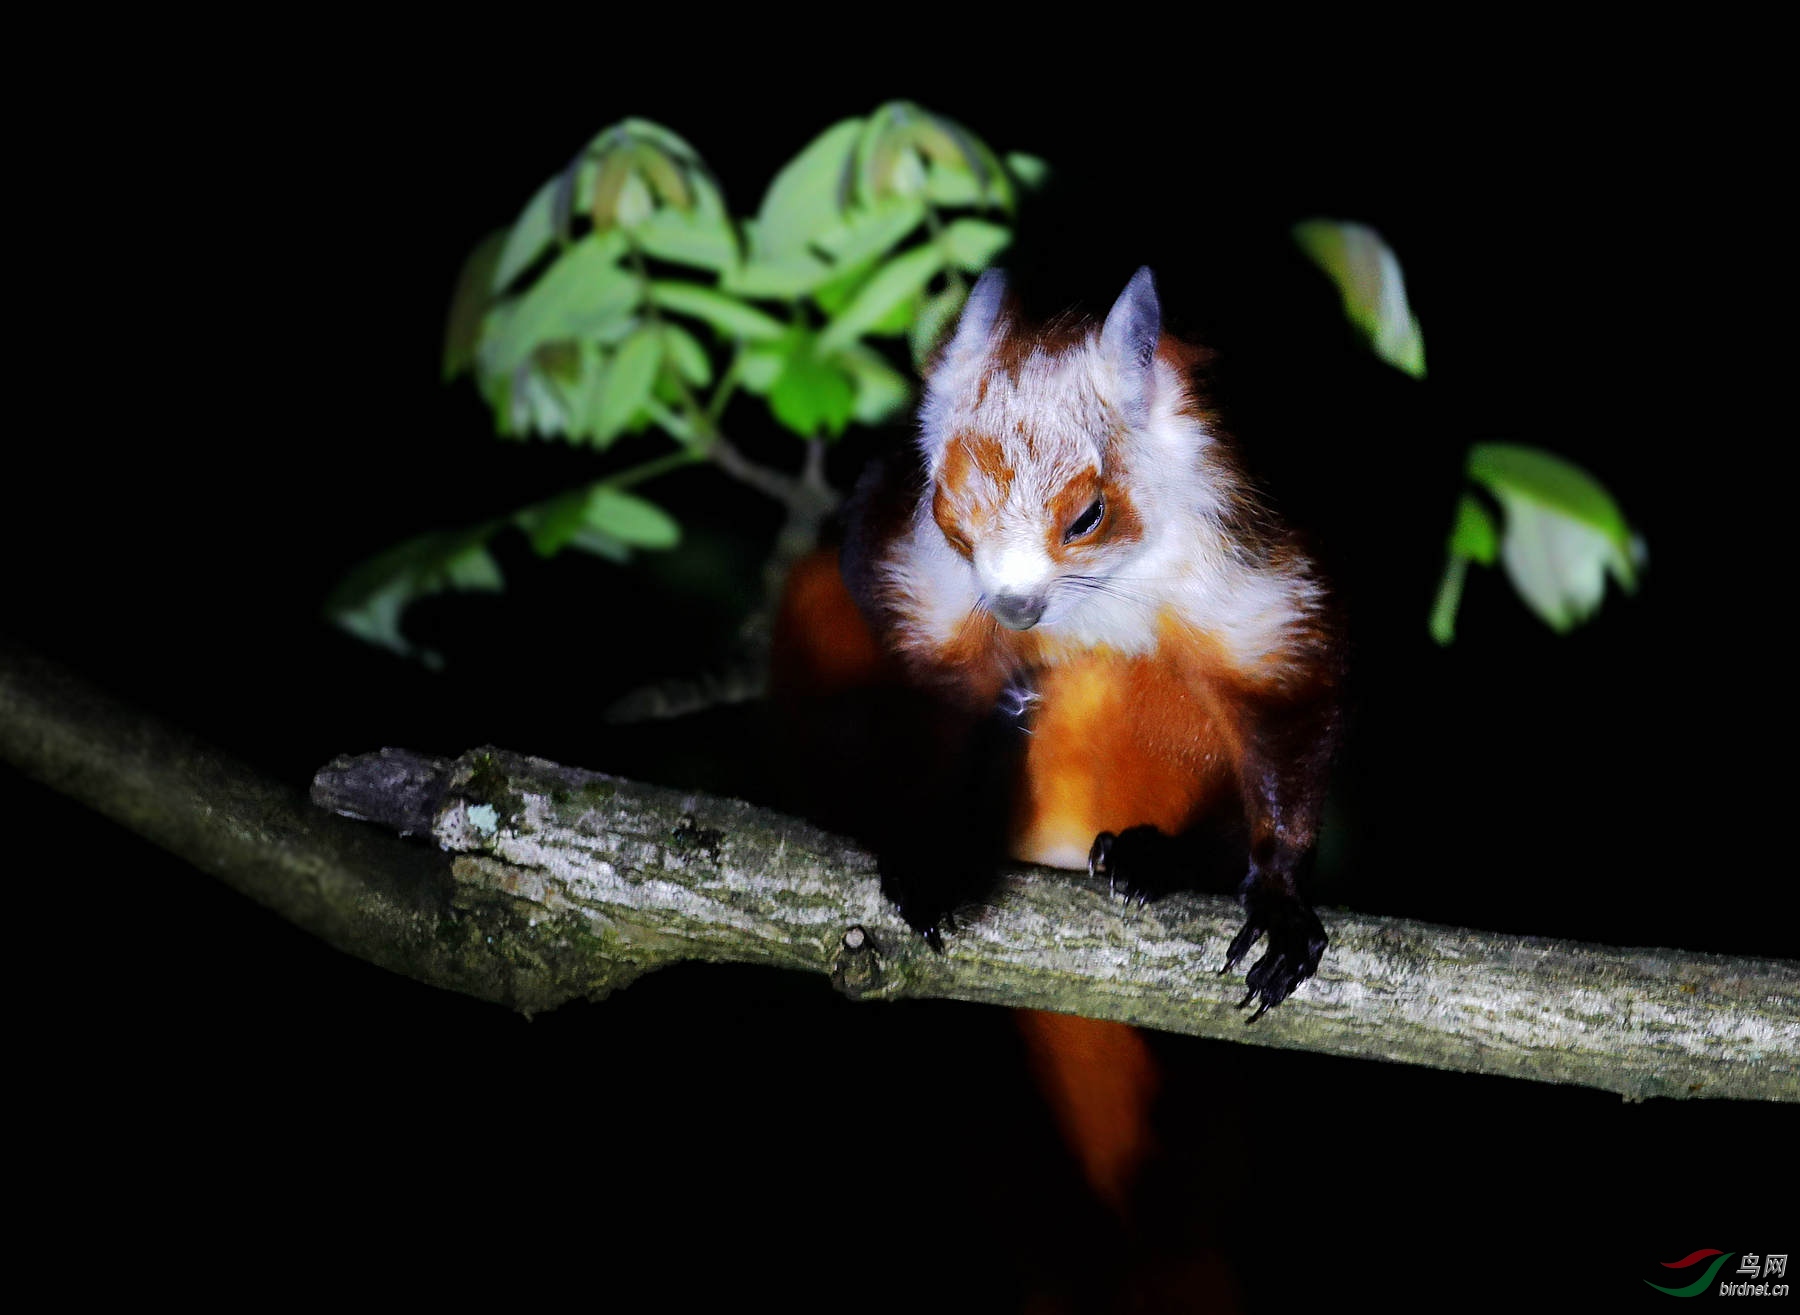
[1219,890,1326,1018]
[887,863,965,952]
[1088,829,1169,907]
[1089,832,1123,901]
[1223,922,1260,973]
[1088,831,1116,883]
[1092,827,1326,1016]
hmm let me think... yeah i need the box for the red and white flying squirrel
[775,265,1341,1019]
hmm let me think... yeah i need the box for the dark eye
[1064,497,1104,543]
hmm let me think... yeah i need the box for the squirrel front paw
[1223,890,1326,1020]
[1088,826,1179,905]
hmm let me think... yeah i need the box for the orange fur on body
[1014,621,1245,871]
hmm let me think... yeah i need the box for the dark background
[10,50,1787,1309]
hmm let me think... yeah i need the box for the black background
[9,41,1788,1310]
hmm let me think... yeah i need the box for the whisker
[1055,575,1165,609]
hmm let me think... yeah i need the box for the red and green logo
[1645,1249,1736,1297]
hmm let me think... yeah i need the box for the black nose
[990,592,1046,630]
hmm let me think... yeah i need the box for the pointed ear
[1100,266,1161,376]
[935,267,1009,373]
[918,269,1008,472]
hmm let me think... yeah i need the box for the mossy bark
[5,643,1795,1102]
[317,745,1799,1104]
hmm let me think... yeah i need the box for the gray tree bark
[5,643,1795,1103]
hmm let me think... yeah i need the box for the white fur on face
[892,321,1323,678]
[976,537,1054,601]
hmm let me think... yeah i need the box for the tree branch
[5,642,1794,1102]
[4,642,548,1012]
[308,746,1797,1103]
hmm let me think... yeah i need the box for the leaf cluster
[334,105,1045,662]
[1295,219,1644,641]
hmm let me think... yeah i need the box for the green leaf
[609,120,728,217]
[611,169,656,228]
[928,111,1015,197]
[1429,496,1500,645]
[852,111,898,208]
[817,244,946,353]
[885,146,929,198]
[909,283,966,368]
[493,175,563,293]
[512,481,679,557]
[1447,492,1499,565]
[585,485,681,548]
[915,111,1014,211]
[534,340,583,384]
[866,288,921,335]
[754,117,862,258]
[854,106,935,204]
[569,121,710,235]
[1293,218,1426,379]
[590,149,635,228]
[907,114,973,169]
[1004,152,1050,189]
[925,161,983,206]
[839,344,914,423]
[614,118,704,167]
[444,229,506,381]
[722,254,835,299]
[479,362,514,436]
[326,529,504,666]
[515,361,575,436]
[1429,551,1471,647]
[941,218,1012,272]
[910,116,1015,210]
[1489,488,1636,633]
[332,576,419,659]
[633,201,738,268]
[812,195,926,270]
[736,337,795,394]
[651,368,684,408]
[480,231,636,374]
[631,142,692,210]
[442,542,502,589]
[658,323,713,386]
[1466,443,1632,549]
[1453,445,1644,634]
[564,526,632,562]
[515,486,590,557]
[649,281,787,341]
[769,347,857,438]
[591,327,664,444]
[810,257,878,316]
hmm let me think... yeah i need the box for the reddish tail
[1015,1010,1160,1216]
[769,546,885,702]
